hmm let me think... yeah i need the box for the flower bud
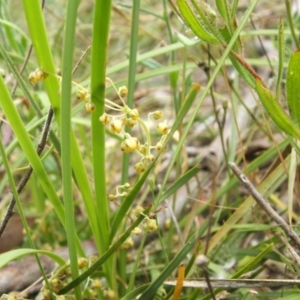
[157,122,168,135]
[28,68,48,84]
[85,102,96,113]
[76,89,88,101]
[132,205,144,217]
[130,108,139,120]
[99,113,111,124]
[132,227,142,236]
[110,119,123,133]
[118,86,128,97]
[153,110,163,120]
[120,237,134,250]
[144,219,157,232]
[134,161,146,174]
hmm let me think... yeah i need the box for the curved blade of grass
[0,75,66,229]
[156,165,201,205]
[228,50,257,88]
[155,83,200,202]
[121,284,150,300]
[22,0,102,257]
[177,0,220,44]
[231,243,274,279]
[0,44,61,153]
[286,48,300,127]
[57,206,151,295]
[0,249,65,268]
[139,222,208,300]
[256,77,300,139]
[207,155,290,254]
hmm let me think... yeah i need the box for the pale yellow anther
[145,154,155,162]
[155,142,163,152]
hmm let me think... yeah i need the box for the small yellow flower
[155,142,163,152]
[132,227,142,236]
[132,205,144,217]
[78,257,88,268]
[124,137,140,151]
[99,113,111,124]
[85,102,96,113]
[145,154,155,162]
[134,161,146,174]
[138,144,148,156]
[76,89,88,101]
[109,119,123,133]
[157,122,168,135]
[144,219,157,232]
[28,68,48,84]
[120,237,134,250]
[126,118,137,128]
[118,85,128,97]
[130,108,139,120]
[153,110,163,120]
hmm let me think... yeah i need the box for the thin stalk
[61,0,81,299]
[90,0,113,288]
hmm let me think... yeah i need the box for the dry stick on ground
[0,107,53,238]
[228,162,300,250]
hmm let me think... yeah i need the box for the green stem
[61,0,81,299]
[90,0,113,289]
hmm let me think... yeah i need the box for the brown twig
[0,107,53,238]
[228,162,300,250]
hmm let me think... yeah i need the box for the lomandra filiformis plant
[177,0,300,140]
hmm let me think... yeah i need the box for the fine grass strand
[60,0,81,298]
[90,0,113,288]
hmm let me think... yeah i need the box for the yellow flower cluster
[98,78,168,175]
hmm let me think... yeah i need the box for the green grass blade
[0,75,66,227]
[286,48,300,127]
[60,0,81,298]
[139,222,208,300]
[207,154,291,254]
[256,77,300,139]
[177,0,220,44]
[0,249,65,268]
[22,0,102,260]
[90,0,113,287]
[58,206,152,295]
